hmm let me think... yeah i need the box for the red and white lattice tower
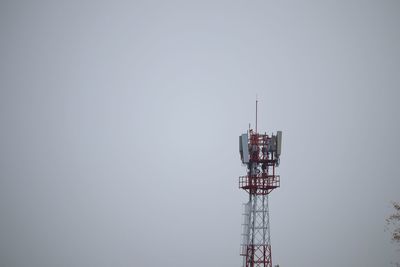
[238,101,282,267]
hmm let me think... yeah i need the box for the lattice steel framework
[239,128,282,267]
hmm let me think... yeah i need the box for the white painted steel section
[241,194,271,267]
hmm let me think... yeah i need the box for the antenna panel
[276,131,282,157]
[239,133,249,163]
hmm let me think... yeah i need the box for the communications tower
[238,101,282,267]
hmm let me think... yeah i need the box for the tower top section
[238,101,283,195]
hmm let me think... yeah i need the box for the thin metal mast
[255,97,258,133]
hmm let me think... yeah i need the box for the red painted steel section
[244,245,272,267]
[239,130,280,195]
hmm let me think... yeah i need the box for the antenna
[255,95,258,133]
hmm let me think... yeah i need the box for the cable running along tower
[238,101,282,267]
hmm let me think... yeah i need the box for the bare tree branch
[387,202,400,244]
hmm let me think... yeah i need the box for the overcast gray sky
[0,1,399,267]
